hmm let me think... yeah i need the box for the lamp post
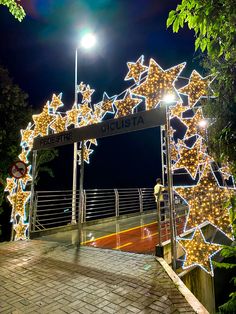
[71,32,97,227]
[163,94,177,271]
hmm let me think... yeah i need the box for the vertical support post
[157,200,162,246]
[165,107,177,271]
[160,125,165,186]
[72,49,78,224]
[114,189,119,217]
[78,140,85,245]
[29,150,37,236]
[11,179,19,241]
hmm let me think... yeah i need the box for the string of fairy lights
[4,55,235,275]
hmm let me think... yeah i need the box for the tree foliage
[167,0,236,174]
[0,0,26,21]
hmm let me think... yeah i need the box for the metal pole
[77,140,85,245]
[160,125,165,186]
[72,49,78,224]
[29,150,37,236]
[165,106,177,270]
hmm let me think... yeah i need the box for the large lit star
[81,85,95,103]
[182,108,207,139]
[125,55,148,83]
[49,93,63,113]
[50,114,67,133]
[114,90,142,118]
[132,59,185,111]
[175,164,235,236]
[179,70,215,108]
[7,185,30,218]
[100,92,116,115]
[173,138,211,179]
[33,103,55,137]
[179,228,221,275]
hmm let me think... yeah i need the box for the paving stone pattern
[0,240,198,313]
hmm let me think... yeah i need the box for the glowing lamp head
[80,33,96,49]
[198,119,208,128]
[163,93,176,104]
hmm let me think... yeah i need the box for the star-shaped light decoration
[178,228,221,275]
[4,177,17,194]
[77,81,86,93]
[81,85,95,103]
[33,103,55,137]
[86,138,98,146]
[20,123,34,147]
[114,89,142,118]
[175,164,235,236]
[132,59,185,111]
[14,219,28,240]
[125,55,148,83]
[182,108,207,139]
[50,114,67,133]
[100,92,116,116]
[66,108,80,126]
[170,143,179,163]
[178,70,215,108]
[18,148,30,164]
[93,103,105,120]
[170,102,189,119]
[173,138,212,179]
[219,163,232,181]
[19,166,32,189]
[7,185,31,218]
[49,93,63,113]
[78,103,93,118]
[77,147,94,164]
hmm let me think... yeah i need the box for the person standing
[154,178,165,221]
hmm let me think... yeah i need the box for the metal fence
[30,188,188,239]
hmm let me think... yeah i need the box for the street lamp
[72,32,97,226]
[163,94,177,270]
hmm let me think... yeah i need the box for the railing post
[82,190,86,223]
[114,189,119,217]
[32,192,37,232]
[139,188,143,213]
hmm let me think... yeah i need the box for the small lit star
[179,70,215,108]
[77,82,86,93]
[19,166,32,189]
[125,55,148,83]
[77,147,94,164]
[170,102,189,118]
[100,92,116,115]
[50,114,67,133]
[114,90,142,118]
[14,219,28,240]
[4,178,17,194]
[182,108,207,139]
[49,93,63,113]
[66,108,80,126]
[7,184,30,218]
[18,148,30,164]
[20,123,34,147]
[81,85,95,103]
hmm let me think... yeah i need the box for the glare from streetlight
[163,93,176,104]
[80,32,96,49]
[198,119,208,128]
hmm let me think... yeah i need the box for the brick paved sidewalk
[0,240,208,314]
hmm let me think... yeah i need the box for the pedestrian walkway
[0,240,208,314]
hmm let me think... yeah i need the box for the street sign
[33,107,166,150]
[10,161,27,179]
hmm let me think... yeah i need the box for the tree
[0,66,31,237]
[0,0,26,21]
[167,0,236,174]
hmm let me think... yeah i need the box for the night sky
[0,0,197,190]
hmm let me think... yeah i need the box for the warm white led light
[80,33,96,49]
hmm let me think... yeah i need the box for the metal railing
[30,188,188,238]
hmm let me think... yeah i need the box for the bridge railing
[30,188,188,240]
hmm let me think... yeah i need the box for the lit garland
[132,59,185,110]
[178,228,222,275]
[125,55,148,83]
[178,70,215,108]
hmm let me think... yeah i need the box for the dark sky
[0,0,197,190]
